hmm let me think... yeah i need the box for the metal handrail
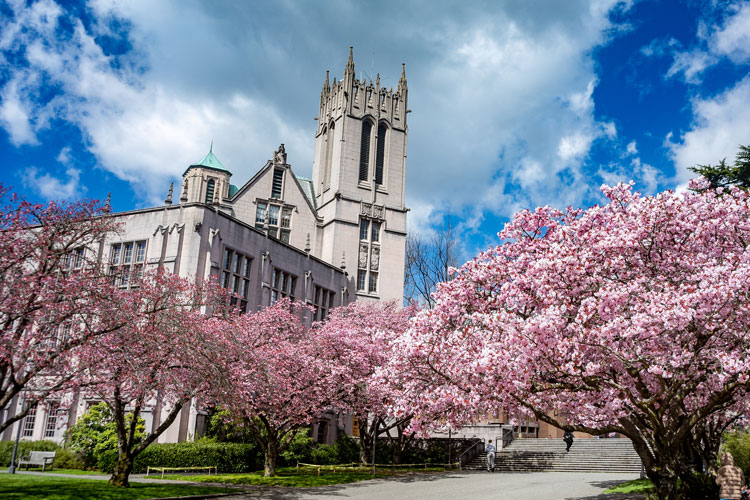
[456,439,484,469]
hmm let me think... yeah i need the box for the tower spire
[345,46,354,74]
[398,63,407,92]
[322,70,330,95]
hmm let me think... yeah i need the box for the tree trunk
[108,455,134,487]
[263,441,279,477]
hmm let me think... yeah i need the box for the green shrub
[52,447,85,470]
[0,440,60,467]
[65,402,145,471]
[723,429,750,477]
[279,429,314,465]
[96,440,264,474]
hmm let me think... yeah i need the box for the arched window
[205,178,215,204]
[359,120,373,182]
[375,123,387,186]
[324,122,334,188]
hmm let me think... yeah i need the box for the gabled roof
[184,144,231,175]
[296,177,317,210]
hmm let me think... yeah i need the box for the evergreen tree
[691,145,750,189]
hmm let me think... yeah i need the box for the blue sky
[1,0,749,258]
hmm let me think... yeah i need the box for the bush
[96,439,263,474]
[282,431,361,466]
[0,440,60,467]
[723,430,750,477]
[65,402,145,471]
[53,447,86,470]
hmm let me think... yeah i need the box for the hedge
[0,440,61,467]
[97,441,263,474]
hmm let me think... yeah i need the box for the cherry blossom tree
[383,181,750,499]
[78,271,228,487]
[0,185,120,433]
[317,301,414,464]
[206,299,343,477]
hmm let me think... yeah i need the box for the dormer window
[272,168,284,199]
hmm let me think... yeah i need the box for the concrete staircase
[464,438,642,473]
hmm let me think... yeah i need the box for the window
[271,168,284,199]
[271,268,296,305]
[281,207,293,228]
[359,121,372,182]
[44,404,62,438]
[205,178,215,204]
[324,123,334,188]
[371,221,380,242]
[316,420,329,443]
[22,406,37,438]
[357,217,381,295]
[375,123,387,185]
[64,247,85,270]
[268,205,279,226]
[314,285,335,321]
[222,248,252,313]
[255,201,292,241]
[109,241,147,287]
[255,202,267,224]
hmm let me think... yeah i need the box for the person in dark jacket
[717,452,745,500]
[563,431,574,452]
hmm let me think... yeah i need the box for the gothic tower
[311,48,409,303]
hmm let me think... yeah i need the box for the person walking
[717,451,745,500]
[486,439,496,472]
[563,431,574,452]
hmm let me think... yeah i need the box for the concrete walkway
[221,472,644,500]
[4,470,646,500]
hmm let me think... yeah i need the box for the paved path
[225,472,644,500]
[4,470,645,499]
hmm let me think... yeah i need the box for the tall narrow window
[324,123,334,189]
[205,179,215,204]
[22,406,37,438]
[359,121,372,182]
[272,169,284,199]
[375,123,387,185]
[44,404,61,438]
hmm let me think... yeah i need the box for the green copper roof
[187,143,231,174]
[228,184,239,197]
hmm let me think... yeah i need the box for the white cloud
[0,76,38,146]
[1,0,633,228]
[710,3,750,64]
[626,140,637,155]
[667,2,750,83]
[667,75,750,183]
[22,166,83,199]
[56,146,72,165]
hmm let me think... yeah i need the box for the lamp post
[8,406,26,474]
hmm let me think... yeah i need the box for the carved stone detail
[358,243,369,269]
[372,205,384,220]
[370,246,380,271]
[360,202,372,217]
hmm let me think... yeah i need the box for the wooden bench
[146,466,217,478]
[18,451,56,471]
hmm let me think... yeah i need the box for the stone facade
[1,49,409,446]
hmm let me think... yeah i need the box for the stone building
[1,49,409,445]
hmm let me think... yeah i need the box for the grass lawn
[0,473,236,500]
[160,466,447,487]
[603,478,654,495]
